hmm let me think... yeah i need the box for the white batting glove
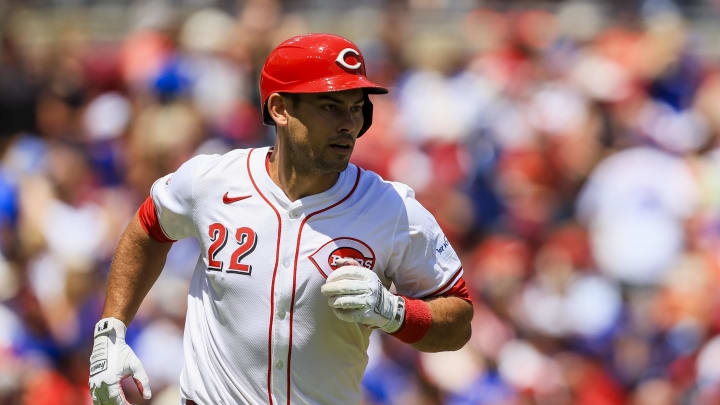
[321,259,405,333]
[89,317,151,405]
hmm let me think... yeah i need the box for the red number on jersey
[206,224,257,274]
[228,227,257,275]
[207,223,228,271]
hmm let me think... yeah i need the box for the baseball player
[89,33,473,405]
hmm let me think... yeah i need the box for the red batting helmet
[260,33,388,137]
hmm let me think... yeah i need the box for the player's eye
[350,105,363,114]
[323,104,338,112]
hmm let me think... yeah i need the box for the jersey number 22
[207,223,257,275]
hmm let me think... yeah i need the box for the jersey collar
[248,146,358,215]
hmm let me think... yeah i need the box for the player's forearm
[409,296,473,352]
[101,212,173,325]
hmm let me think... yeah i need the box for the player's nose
[336,108,362,135]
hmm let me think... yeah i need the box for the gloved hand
[321,259,405,333]
[89,317,151,405]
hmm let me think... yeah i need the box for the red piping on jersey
[440,277,472,303]
[421,266,464,298]
[247,148,282,405]
[287,167,361,405]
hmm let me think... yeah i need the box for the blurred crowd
[3,0,720,404]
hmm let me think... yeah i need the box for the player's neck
[267,147,340,202]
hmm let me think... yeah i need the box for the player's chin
[319,151,352,172]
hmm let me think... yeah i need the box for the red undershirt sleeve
[138,196,176,243]
[440,277,472,304]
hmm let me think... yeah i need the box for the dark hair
[279,92,301,108]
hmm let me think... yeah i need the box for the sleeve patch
[436,236,451,255]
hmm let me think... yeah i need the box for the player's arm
[321,190,474,352]
[410,295,472,352]
[89,203,176,405]
[90,156,201,404]
[321,263,473,352]
[103,153,204,323]
[102,210,173,324]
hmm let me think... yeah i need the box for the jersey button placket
[271,288,289,400]
[271,210,299,401]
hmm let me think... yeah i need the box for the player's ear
[268,93,289,127]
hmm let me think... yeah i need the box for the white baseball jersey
[149,146,463,405]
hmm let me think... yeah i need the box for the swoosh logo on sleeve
[223,192,252,204]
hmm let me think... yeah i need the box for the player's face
[284,89,365,173]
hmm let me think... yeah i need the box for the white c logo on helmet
[336,48,362,70]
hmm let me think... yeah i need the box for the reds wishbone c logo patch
[336,48,362,70]
[309,237,376,278]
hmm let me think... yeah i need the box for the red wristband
[390,296,432,344]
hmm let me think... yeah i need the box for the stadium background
[3,0,720,404]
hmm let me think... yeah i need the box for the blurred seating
[2,1,720,404]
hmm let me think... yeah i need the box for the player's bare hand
[89,317,151,405]
[321,259,405,333]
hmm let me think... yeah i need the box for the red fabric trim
[138,196,175,243]
[247,148,282,405]
[440,277,472,304]
[287,166,362,405]
[421,266,463,299]
[391,297,432,344]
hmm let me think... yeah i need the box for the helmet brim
[262,74,388,126]
[275,74,388,95]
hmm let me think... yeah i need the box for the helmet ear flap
[358,94,373,138]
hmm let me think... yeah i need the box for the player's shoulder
[354,167,437,230]
[180,148,251,180]
[354,167,426,218]
[356,167,415,201]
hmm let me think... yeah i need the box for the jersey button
[275,359,284,369]
[288,211,298,219]
[277,311,286,320]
